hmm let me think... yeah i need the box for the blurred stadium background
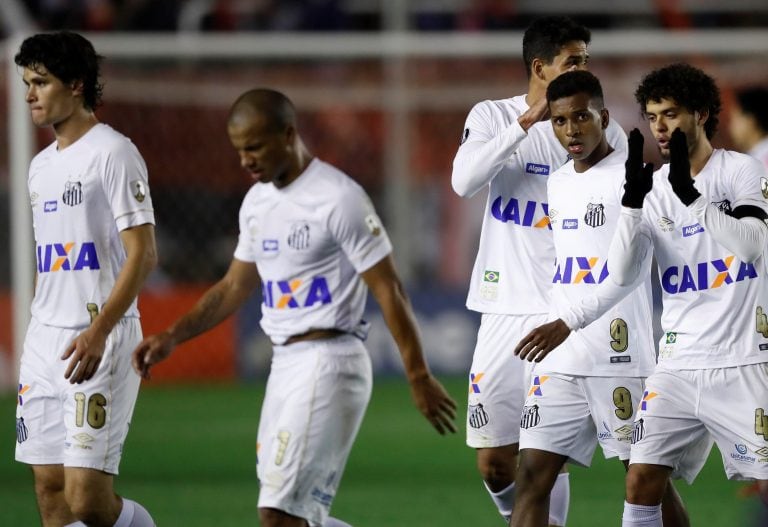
[1,1,768,525]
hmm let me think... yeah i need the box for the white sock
[622,501,662,527]
[548,472,570,526]
[484,480,515,522]
[324,517,353,527]
[114,498,156,527]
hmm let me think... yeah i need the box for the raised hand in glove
[668,128,701,206]
[621,128,654,208]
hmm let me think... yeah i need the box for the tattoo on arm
[174,288,226,341]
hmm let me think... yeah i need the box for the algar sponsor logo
[682,223,705,237]
[525,163,550,176]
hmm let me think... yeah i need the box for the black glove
[621,128,654,208]
[668,128,701,206]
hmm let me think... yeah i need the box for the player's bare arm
[132,258,260,379]
[361,255,458,435]
[63,223,157,384]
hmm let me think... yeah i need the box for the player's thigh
[700,363,768,480]
[583,376,646,461]
[257,336,372,526]
[467,313,548,448]
[519,373,598,467]
[62,318,142,475]
[629,368,713,484]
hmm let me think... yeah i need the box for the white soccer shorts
[16,316,142,474]
[257,334,372,527]
[466,313,548,448]
[518,373,646,467]
[630,364,768,483]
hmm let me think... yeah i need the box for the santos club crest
[584,202,605,228]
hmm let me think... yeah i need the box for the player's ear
[695,109,709,128]
[284,125,296,143]
[600,108,609,130]
[70,79,84,98]
[532,58,546,81]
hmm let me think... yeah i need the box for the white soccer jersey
[233,158,392,344]
[634,149,768,368]
[29,124,155,328]
[541,149,655,377]
[454,95,627,315]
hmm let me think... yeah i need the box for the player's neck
[53,110,99,151]
[689,139,714,176]
[574,141,613,173]
[525,84,546,108]
[276,142,314,189]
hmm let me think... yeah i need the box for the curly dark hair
[546,70,604,108]
[522,16,591,79]
[735,86,768,134]
[635,63,721,139]
[15,31,104,111]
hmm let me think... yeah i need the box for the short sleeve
[233,193,258,263]
[730,154,768,213]
[327,185,393,273]
[102,139,155,232]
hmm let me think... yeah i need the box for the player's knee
[66,495,95,523]
[625,465,667,505]
[477,447,519,489]
[33,470,65,501]
[515,452,562,502]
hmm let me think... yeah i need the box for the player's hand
[621,128,654,208]
[409,374,458,435]
[62,327,108,384]
[514,319,571,362]
[518,96,550,131]
[668,128,700,206]
[131,331,176,380]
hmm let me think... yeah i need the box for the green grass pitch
[1,378,760,525]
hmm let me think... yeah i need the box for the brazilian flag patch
[483,270,500,283]
[665,332,677,344]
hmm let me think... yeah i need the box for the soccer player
[607,63,768,527]
[14,32,157,526]
[451,15,626,525]
[729,86,768,170]
[509,70,688,527]
[132,88,457,527]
